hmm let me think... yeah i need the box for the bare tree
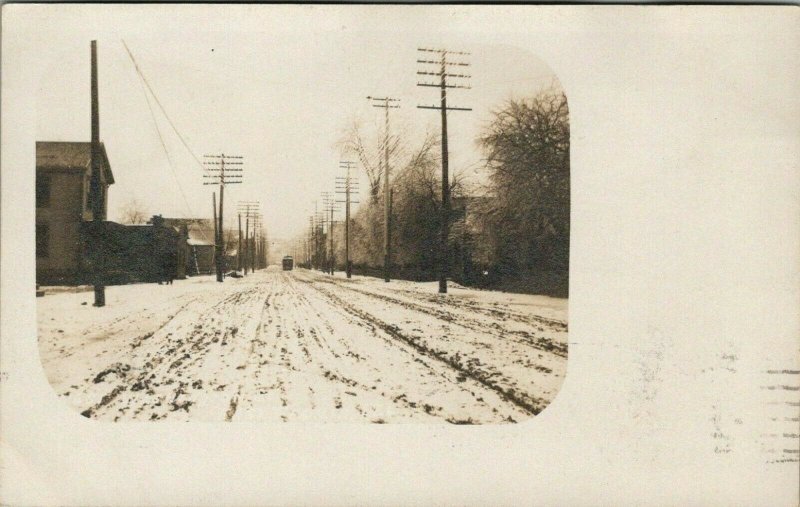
[118,199,150,225]
[347,130,468,273]
[337,119,403,204]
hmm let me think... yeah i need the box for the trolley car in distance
[282,256,294,271]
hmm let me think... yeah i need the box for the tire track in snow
[276,273,411,418]
[295,274,565,409]
[61,270,550,422]
[88,283,269,420]
[301,277,546,417]
[317,277,567,358]
[395,287,567,330]
[284,272,511,421]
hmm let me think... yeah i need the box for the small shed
[161,218,216,275]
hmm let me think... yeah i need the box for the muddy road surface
[38,268,568,423]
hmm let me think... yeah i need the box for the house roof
[160,218,216,245]
[188,238,215,247]
[36,141,115,184]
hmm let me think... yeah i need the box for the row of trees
[312,88,570,296]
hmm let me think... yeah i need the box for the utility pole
[329,205,335,275]
[89,41,105,307]
[250,216,256,273]
[314,211,325,272]
[307,216,314,268]
[256,214,261,271]
[311,216,316,269]
[306,216,311,268]
[367,96,400,282]
[244,214,249,274]
[212,191,218,275]
[237,201,260,275]
[313,201,324,271]
[321,193,330,273]
[416,48,471,294]
[322,192,339,275]
[237,213,242,272]
[251,230,256,273]
[336,161,359,278]
[204,154,243,281]
[250,212,261,272]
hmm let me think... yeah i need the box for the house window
[36,175,51,208]
[36,224,49,258]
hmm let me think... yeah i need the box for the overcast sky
[36,27,561,241]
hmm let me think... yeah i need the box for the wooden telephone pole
[251,229,256,273]
[321,192,339,275]
[238,201,260,274]
[212,192,218,275]
[250,212,261,272]
[204,154,243,281]
[244,214,249,275]
[309,200,323,271]
[367,96,400,283]
[417,48,471,294]
[307,215,314,268]
[237,213,243,272]
[89,40,106,307]
[335,161,359,278]
[311,204,325,272]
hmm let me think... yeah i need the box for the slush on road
[38,268,568,423]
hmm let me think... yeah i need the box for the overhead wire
[122,40,213,244]
[122,40,205,169]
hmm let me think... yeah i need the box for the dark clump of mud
[92,363,131,384]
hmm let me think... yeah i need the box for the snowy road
[38,268,568,423]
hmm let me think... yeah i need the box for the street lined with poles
[335,161,359,279]
[238,201,261,275]
[204,154,243,282]
[37,38,572,431]
[52,36,521,319]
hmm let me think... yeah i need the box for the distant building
[36,141,114,284]
[81,217,187,284]
[160,218,216,275]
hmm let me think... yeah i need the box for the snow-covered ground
[37,267,568,423]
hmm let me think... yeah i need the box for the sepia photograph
[3,5,798,506]
[35,32,569,423]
